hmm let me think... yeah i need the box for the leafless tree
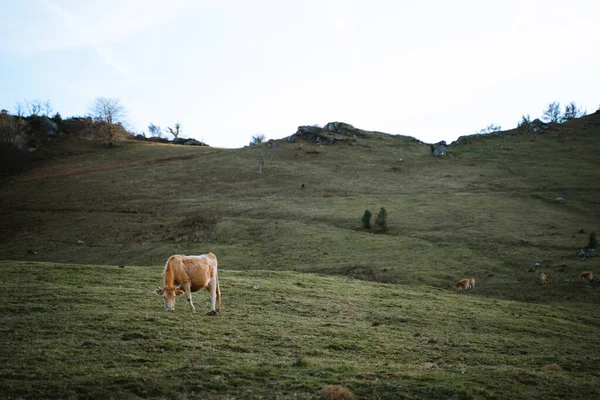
[542,102,563,123]
[88,97,128,145]
[14,102,25,117]
[42,100,53,117]
[148,123,163,138]
[25,99,43,116]
[89,97,127,124]
[166,122,181,139]
[0,112,24,146]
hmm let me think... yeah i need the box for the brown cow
[580,271,593,283]
[155,253,221,315]
[455,278,475,291]
[539,272,550,284]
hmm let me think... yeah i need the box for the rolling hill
[1,113,599,398]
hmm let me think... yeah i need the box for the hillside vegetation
[1,261,599,399]
[1,112,600,398]
[1,113,599,302]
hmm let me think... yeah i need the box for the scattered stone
[577,249,596,258]
[252,286,260,290]
[77,240,84,245]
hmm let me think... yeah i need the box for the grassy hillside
[1,114,599,302]
[1,261,599,399]
[1,114,600,398]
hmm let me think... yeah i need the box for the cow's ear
[155,286,164,296]
[175,289,185,296]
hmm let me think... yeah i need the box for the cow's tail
[212,253,221,312]
[215,270,221,312]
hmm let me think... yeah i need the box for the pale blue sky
[1,0,598,148]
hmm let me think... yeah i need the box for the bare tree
[148,123,163,138]
[166,122,182,139]
[563,102,586,120]
[89,97,127,124]
[88,97,128,145]
[0,112,25,146]
[25,99,43,116]
[542,102,563,123]
[43,100,53,117]
[14,102,25,117]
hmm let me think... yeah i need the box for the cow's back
[182,254,217,292]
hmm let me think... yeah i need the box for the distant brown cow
[455,278,475,291]
[580,271,593,283]
[156,253,221,314]
[539,272,550,284]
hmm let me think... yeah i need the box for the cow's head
[156,285,184,312]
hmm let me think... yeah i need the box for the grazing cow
[155,253,221,315]
[539,272,550,284]
[455,278,475,291]
[580,271,594,283]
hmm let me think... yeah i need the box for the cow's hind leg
[183,282,196,313]
[206,279,218,316]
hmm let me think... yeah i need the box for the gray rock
[43,116,59,135]
[183,139,203,146]
[555,197,565,204]
[433,145,447,157]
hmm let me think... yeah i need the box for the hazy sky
[1,0,598,148]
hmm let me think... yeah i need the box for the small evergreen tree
[588,232,597,250]
[361,210,372,230]
[374,207,388,233]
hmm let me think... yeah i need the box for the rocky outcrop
[287,122,360,144]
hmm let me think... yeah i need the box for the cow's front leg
[183,283,196,313]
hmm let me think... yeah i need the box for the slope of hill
[1,114,599,303]
[1,114,600,398]
[1,261,599,399]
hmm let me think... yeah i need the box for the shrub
[320,385,357,400]
[477,123,502,134]
[361,209,372,230]
[588,232,597,250]
[173,214,217,242]
[0,112,25,146]
[517,114,531,132]
[250,134,266,145]
[374,207,388,233]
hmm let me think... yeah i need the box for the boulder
[433,145,447,157]
[183,139,204,146]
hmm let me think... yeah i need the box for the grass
[1,261,600,399]
[1,113,600,397]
